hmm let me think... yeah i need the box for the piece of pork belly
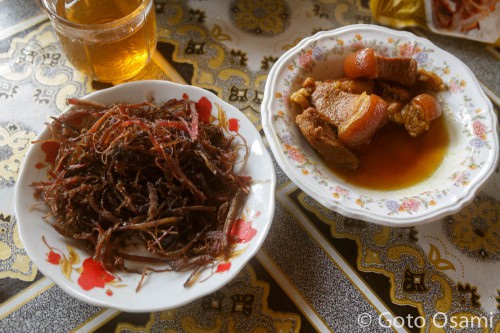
[344,48,418,87]
[415,69,446,92]
[311,82,388,147]
[311,82,359,127]
[337,92,388,147]
[325,78,375,94]
[401,93,442,137]
[296,107,359,170]
[376,54,417,87]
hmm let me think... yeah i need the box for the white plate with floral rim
[15,80,276,312]
[261,24,498,226]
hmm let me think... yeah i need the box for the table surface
[0,1,499,332]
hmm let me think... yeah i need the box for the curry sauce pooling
[332,115,449,190]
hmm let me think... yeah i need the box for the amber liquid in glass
[55,0,156,82]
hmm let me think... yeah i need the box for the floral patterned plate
[15,80,276,312]
[261,24,498,226]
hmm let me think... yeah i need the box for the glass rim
[39,0,153,30]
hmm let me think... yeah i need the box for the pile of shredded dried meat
[32,97,251,287]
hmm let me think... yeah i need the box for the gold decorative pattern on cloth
[0,214,37,281]
[0,23,92,282]
[114,265,301,332]
[444,192,500,260]
[0,23,91,114]
[153,0,367,127]
[0,123,37,281]
[296,191,500,328]
[0,124,35,185]
[230,0,290,37]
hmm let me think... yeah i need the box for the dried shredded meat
[32,97,251,288]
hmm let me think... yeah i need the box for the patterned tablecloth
[0,0,499,332]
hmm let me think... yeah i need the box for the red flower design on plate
[78,258,115,291]
[43,236,124,295]
[196,96,212,123]
[298,50,313,68]
[398,43,419,58]
[47,250,61,265]
[40,141,60,165]
[399,198,421,212]
[216,262,232,273]
[230,218,257,244]
[214,213,258,275]
[228,118,239,132]
[286,145,307,165]
[472,120,486,137]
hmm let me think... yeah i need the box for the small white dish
[15,80,276,312]
[261,24,498,226]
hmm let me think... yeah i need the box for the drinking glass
[39,0,157,83]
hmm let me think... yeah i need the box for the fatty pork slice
[326,78,375,95]
[337,92,388,147]
[292,78,375,113]
[415,69,446,92]
[401,93,442,137]
[311,82,388,147]
[311,82,358,127]
[296,107,359,170]
[344,48,418,87]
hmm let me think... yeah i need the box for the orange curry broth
[332,115,449,190]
